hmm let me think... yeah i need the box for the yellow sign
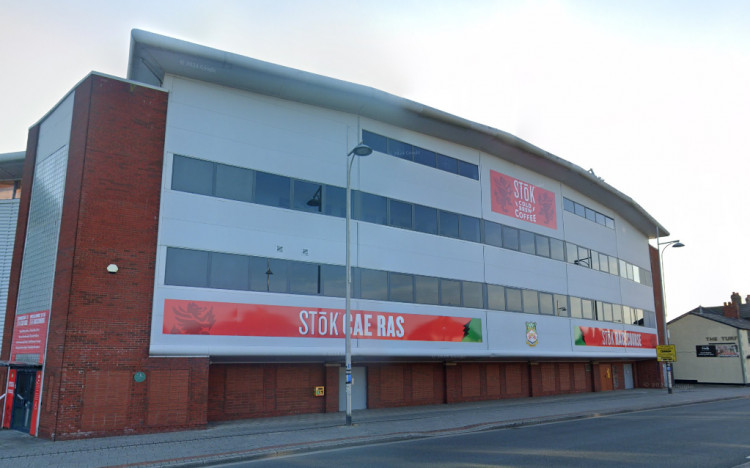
[314,386,325,397]
[656,344,676,362]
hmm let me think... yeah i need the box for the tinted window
[362,130,387,154]
[577,246,590,266]
[487,284,506,310]
[609,256,619,275]
[519,230,535,254]
[591,251,600,270]
[563,197,575,212]
[581,299,594,319]
[569,297,582,318]
[436,154,458,173]
[293,180,323,213]
[165,248,208,287]
[413,146,436,167]
[506,288,523,312]
[389,273,414,302]
[554,294,568,316]
[574,202,586,217]
[389,200,413,229]
[612,304,623,323]
[288,262,319,295]
[323,185,346,218]
[209,252,249,290]
[172,155,214,196]
[622,306,633,325]
[215,164,253,202]
[360,269,388,300]
[595,212,606,225]
[414,204,438,234]
[550,238,565,261]
[522,290,539,314]
[439,211,459,238]
[463,281,483,309]
[255,172,291,208]
[585,207,596,221]
[484,221,502,247]
[458,160,479,180]
[440,279,461,306]
[599,253,610,273]
[603,302,613,321]
[321,264,345,297]
[266,258,290,293]
[354,191,387,224]
[502,226,519,250]
[539,292,554,315]
[459,215,481,242]
[535,234,550,257]
[388,139,413,160]
[566,242,578,264]
[415,275,439,305]
[249,257,271,292]
[605,217,615,229]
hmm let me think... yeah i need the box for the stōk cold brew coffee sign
[490,170,557,229]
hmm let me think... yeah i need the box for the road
[219,398,750,467]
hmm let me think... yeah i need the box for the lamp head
[349,143,373,157]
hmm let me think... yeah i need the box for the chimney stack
[724,293,741,319]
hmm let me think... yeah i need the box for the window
[519,230,535,255]
[539,292,554,315]
[463,281,484,309]
[522,290,539,314]
[550,238,565,261]
[577,246,590,267]
[458,160,479,180]
[603,302,613,322]
[266,258,290,293]
[415,275,439,305]
[484,221,503,247]
[388,139,413,161]
[581,299,594,319]
[439,211,459,238]
[554,294,568,316]
[599,253,610,273]
[215,164,253,202]
[362,130,387,153]
[609,256,619,275]
[436,154,458,173]
[459,215,481,242]
[591,251,600,271]
[535,234,550,258]
[440,279,462,306]
[487,284,506,310]
[612,304,623,323]
[288,262,319,295]
[293,180,323,213]
[209,252,249,290]
[172,155,214,196]
[506,288,523,312]
[323,185,346,218]
[585,207,596,222]
[566,242,578,264]
[359,269,388,300]
[389,200,413,229]
[574,202,586,217]
[321,264,345,297]
[563,197,575,212]
[414,204,438,234]
[354,191,387,224]
[502,226,520,250]
[413,146,436,167]
[569,297,582,318]
[165,248,208,287]
[389,273,414,302]
[255,172,291,208]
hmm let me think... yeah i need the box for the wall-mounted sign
[163,299,482,343]
[490,170,557,229]
[314,386,325,397]
[656,344,676,362]
[574,326,657,349]
[696,343,739,357]
[9,310,50,364]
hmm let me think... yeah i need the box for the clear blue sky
[2,0,748,319]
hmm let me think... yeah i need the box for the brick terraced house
[1,30,668,439]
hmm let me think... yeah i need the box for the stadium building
[1,30,666,439]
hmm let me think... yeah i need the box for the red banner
[490,170,557,229]
[9,311,49,364]
[574,326,657,349]
[163,299,482,343]
[2,369,15,429]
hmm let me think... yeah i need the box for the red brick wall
[207,364,326,421]
[635,360,663,388]
[367,363,445,408]
[18,75,212,440]
[445,362,530,403]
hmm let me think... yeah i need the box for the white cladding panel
[151,77,657,359]
[0,199,19,352]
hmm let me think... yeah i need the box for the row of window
[362,130,480,180]
[165,247,657,328]
[563,197,615,229]
[0,180,21,200]
[171,155,652,287]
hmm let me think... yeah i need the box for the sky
[1,0,748,320]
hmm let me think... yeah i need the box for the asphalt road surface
[220,398,750,467]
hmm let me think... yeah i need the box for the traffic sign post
[656,344,676,362]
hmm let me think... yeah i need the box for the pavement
[0,383,748,468]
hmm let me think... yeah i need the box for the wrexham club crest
[526,321,538,347]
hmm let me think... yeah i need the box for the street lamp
[656,234,685,394]
[345,142,372,426]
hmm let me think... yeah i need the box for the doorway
[623,363,634,389]
[10,369,36,433]
[338,367,367,411]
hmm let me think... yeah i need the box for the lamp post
[345,142,372,426]
[656,232,685,394]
